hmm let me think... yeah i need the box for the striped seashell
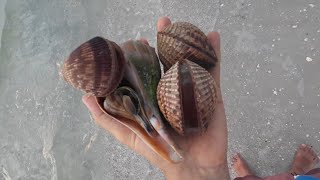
[157,59,218,135]
[61,37,125,97]
[157,22,217,71]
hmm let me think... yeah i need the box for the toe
[300,144,307,151]
[311,149,317,156]
[312,154,317,160]
[306,147,312,153]
[307,145,312,150]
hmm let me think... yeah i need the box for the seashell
[157,59,218,135]
[102,40,182,163]
[104,86,158,136]
[120,40,161,107]
[61,36,125,97]
[97,96,182,163]
[157,22,217,71]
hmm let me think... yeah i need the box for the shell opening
[104,86,157,137]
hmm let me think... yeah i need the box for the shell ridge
[157,62,184,134]
[62,36,125,97]
[187,60,215,133]
[158,31,216,67]
[105,40,118,95]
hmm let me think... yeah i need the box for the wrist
[163,162,230,180]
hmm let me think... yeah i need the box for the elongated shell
[98,40,183,163]
[117,40,162,137]
[61,37,125,97]
[120,40,161,106]
[157,59,218,135]
[157,22,217,71]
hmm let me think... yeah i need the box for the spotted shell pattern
[157,59,217,135]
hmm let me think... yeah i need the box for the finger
[207,32,221,88]
[82,95,164,164]
[299,144,306,150]
[157,16,171,32]
[139,38,149,45]
[206,84,227,150]
[300,144,307,151]
[82,95,135,144]
[207,32,223,107]
[207,99,227,134]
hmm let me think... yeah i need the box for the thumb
[82,95,165,165]
[82,94,137,147]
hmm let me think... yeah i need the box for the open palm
[82,17,229,180]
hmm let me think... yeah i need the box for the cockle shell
[157,59,218,135]
[157,22,217,71]
[61,37,125,97]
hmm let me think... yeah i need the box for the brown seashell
[61,37,125,97]
[120,40,161,107]
[96,96,183,163]
[98,40,183,163]
[157,59,218,135]
[157,22,217,71]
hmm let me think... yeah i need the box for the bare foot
[290,144,320,175]
[232,153,253,177]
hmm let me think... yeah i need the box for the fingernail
[170,150,183,163]
[150,116,159,128]
[301,144,306,147]
[151,116,166,131]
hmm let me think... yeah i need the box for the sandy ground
[0,0,319,179]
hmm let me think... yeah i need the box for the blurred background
[0,0,319,179]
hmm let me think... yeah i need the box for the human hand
[82,17,230,180]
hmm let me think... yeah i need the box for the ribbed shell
[157,59,217,135]
[157,22,217,71]
[61,37,125,97]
